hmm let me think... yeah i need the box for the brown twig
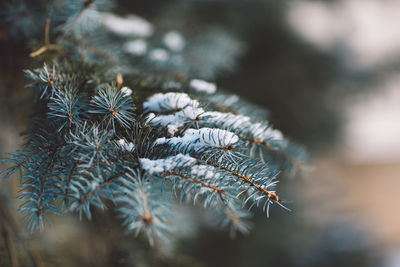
[116,73,123,88]
[206,161,279,202]
[239,135,270,147]
[138,190,154,223]
[29,19,61,58]
[44,18,50,45]
[164,171,226,195]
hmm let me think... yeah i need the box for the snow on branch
[189,79,217,94]
[102,12,154,37]
[201,111,283,146]
[143,92,199,113]
[154,127,239,152]
[140,154,197,174]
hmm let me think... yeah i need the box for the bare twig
[30,19,61,58]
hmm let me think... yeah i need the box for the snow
[149,106,205,135]
[121,87,133,97]
[203,111,283,141]
[90,180,99,191]
[224,95,239,106]
[143,92,199,113]
[251,122,283,141]
[145,113,156,124]
[144,92,205,135]
[117,139,135,152]
[189,79,217,94]
[102,13,154,37]
[123,39,147,55]
[163,31,186,52]
[154,127,239,151]
[140,154,197,174]
[191,165,220,179]
[149,48,169,62]
[167,125,179,136]
[204,111,252,129]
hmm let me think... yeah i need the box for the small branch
[116,73,123,88]
[29,19,61,58]
[44,18,50,45]
[239,135,270,147]
[30,44,61,58]
[64,162,78,200]
[11,150,41,174]
[206,161,279,202]
[164,171,226,195]
[138,190,154,223]
[225,207,240,226]
[34,155,55,219]
[79,173,124,203]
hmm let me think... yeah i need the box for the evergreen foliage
[1,0,307,245]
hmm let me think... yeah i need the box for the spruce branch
[1,2,308,247]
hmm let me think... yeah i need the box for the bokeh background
[1,0,400,266]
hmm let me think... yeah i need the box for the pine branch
[1,1,308,246]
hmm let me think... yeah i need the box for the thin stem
[206,161,279,202]
[164,171,226,195]
[30,19,61,58]
[116,73,123,88]
[138,189,153,223]
[64,162,78,200]
[44,18,50,45]
[79,173,124,203]
[239,135,270,147]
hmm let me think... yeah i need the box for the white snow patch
[163,31,186,52]
[167,125,179,136]
[140,154,197,174]
[189,79,217,94]
[224,95,239,106]
[203,111,283,141]
[149,106,205,133]
[191,165,220,180]
[102,13,154,37]
[143,92,199,113]
[154,127,239,151]
[149,48,169,62]
[145,113,156,124]
[90,180,100,191]
[121,87,133,97]
[117,139,135,152]
[123,39,147,55]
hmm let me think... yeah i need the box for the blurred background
[1,0,400,266]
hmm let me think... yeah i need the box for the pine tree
[1,0,307,254]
